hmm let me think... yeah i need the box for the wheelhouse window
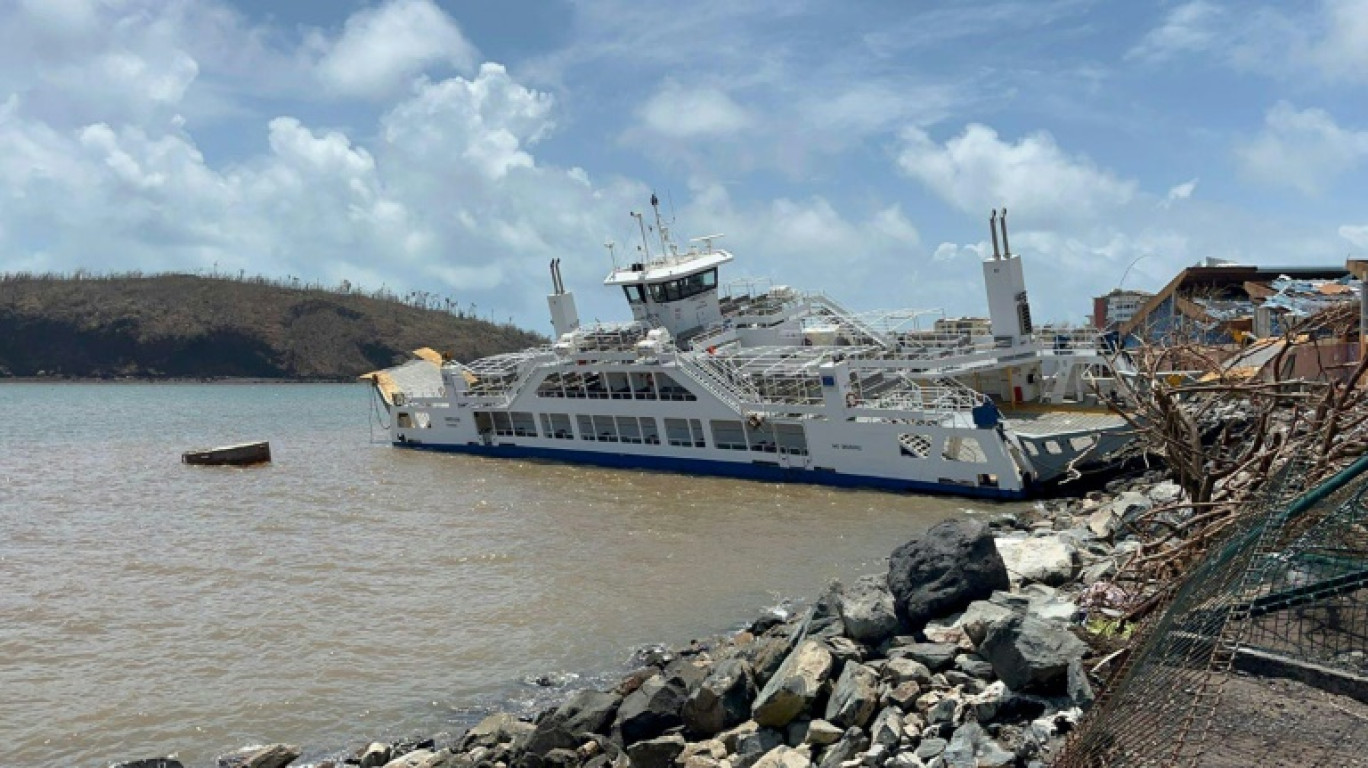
[648,268,718,303]
[622,284,646,304]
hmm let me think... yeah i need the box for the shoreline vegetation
[0,272,544,380]
[111,468,1205,768]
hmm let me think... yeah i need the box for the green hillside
[0,274,546,380]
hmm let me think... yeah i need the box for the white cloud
[381,63,554,181]
[1162,178,1199,207]
[1303,0,1368,83]
[315,0,478,100]
[637,81,752,139]
[1341,225,1368,249]
[896,124,1136,225]
[1127,1,1223,62]
[1235,101,1368,195]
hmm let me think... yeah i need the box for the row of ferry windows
[622,268,719,305]
[477,412,809,455]
[537,371,697,401]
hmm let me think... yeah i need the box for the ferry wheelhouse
[365,204,1131,499]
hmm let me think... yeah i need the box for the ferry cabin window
[622,285,646,304]
[648,268,718,303]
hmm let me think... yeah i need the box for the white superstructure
[365,203,1131,499]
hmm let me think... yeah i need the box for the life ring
[845,392,859,408]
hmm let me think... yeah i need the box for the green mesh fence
[1056,457,1368,767]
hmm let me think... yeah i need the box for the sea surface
[0,383,1028,767]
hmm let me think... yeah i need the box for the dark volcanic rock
[979,615,1088,695]
[112,760,184,768]
[624,733,686,768]
[823,662,879,729]
[887,641,960,672]
[614,674,688,744]
[887,520,1010,630]
[682,657,758,736]
[524,688,622,754]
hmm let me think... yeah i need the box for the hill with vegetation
[0,273,546,380]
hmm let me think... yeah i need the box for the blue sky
[2,0,1367,331]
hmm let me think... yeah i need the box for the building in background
[1092,288,1154,331]
[1118,262,1361,346]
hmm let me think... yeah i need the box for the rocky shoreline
[112,471,1182,768]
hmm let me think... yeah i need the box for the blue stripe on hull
[392,441,1028,500]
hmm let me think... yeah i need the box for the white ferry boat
[365,203,1131,499]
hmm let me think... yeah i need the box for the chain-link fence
[1056,456,1368,767]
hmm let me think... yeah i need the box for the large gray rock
[734,728,787,768]
[943,721,1013,768]
[887,520,1010,630]
[959,600,1017,646]
[615,674,688,744]
[881,657,932,686]
[979,615,1089,695]
[217,744,301,768]
[994,535,1076,587]
[823,662,879,729]
[887,641,959,672]
[683,657,758,736]
[752,745,814,768]
[836,575,899,644]
[815,727,868,768]
[867,706,904,751]
[525,688,622,754]
[752,640,834,728]
[625,734,686,768]
[462,712,534,750]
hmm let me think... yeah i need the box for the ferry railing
[805,294,892,347]
[674,353,754,414]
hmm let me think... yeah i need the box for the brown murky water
[0,383,1028,766]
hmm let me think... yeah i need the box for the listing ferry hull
[366,205,1133,499]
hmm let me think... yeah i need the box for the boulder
[1106,491,1152,524]
[883,680,921,711]
[803,719,844,746]
[734,728,787,768]
[959,600,1017,646]
[752,640,834,728]
[683,657,758,736]
[868,706,904,751]
[462,713,534,750]
[753,745,814,768]
[887,520,1010,630]
[615,674,688,744]
[994,535,1076,587]
[979,615,1088,695]
[624,734,686,768]
[217,744,301,768]
[954,654,995,680]
[815,727,868,768]
[914,738,947,761]
[887,642,958,672]
[824,662,879,729]
[942,721,1013,768]
[881,657,932,686]
[359,743,391,768]
[112,761,183,768]
[836,575,900,645]
[525,688,622,754]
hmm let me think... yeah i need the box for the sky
[2,0,1367,332]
